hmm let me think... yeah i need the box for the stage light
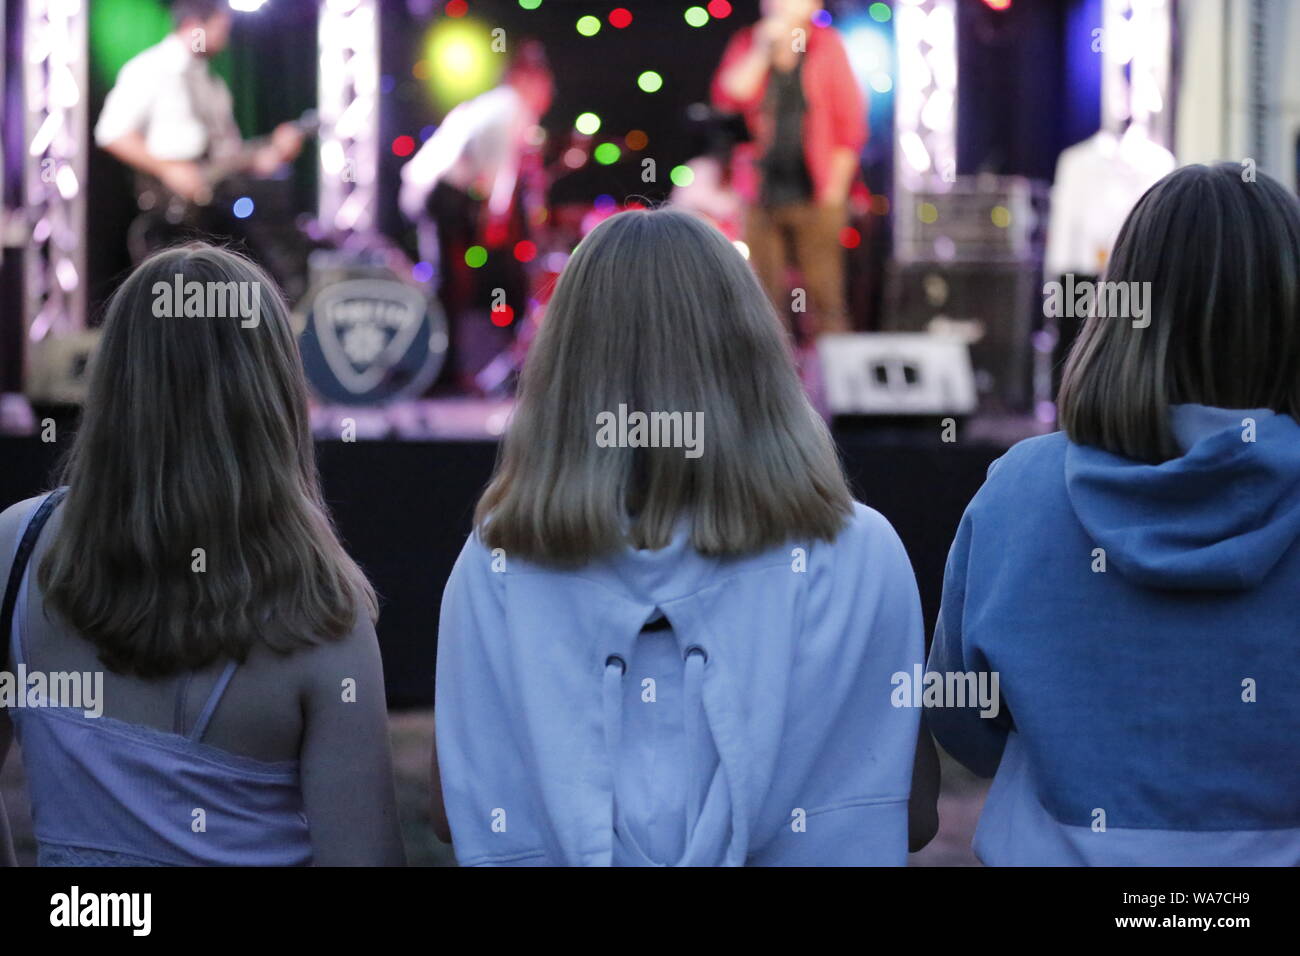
[465,246,488,268]
[594,195,617,212]
[576,15,601,36]
[812,10,832,27]
[594,143,622,165]
[445,0,468,17]
[575,112,601,135]
[625,129,649,150]
[233,197,255,219]
[424,17,503,110]
[670,165,695,187]
[900,130,932,173]
[637,71,663,93]
[708,1,733,17]
[519,0,542,9]
[412,261,435,282]
[25,0,89,339]
[391,135,416,157]
[893,0,957,262]
[563,147,588,168]
[982,0,1012,9]
[869,2,891,22]
[610,8,633,29]
[684,7,709,28]
[839,227,861,249]
[513,240,537,262]
[491,304,515,327]
[990,206,1012,228]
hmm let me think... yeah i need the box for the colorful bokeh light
[424,18,503,110]
[637,71,663,93]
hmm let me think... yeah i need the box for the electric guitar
[134,109,319,219]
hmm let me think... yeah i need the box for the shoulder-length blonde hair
[39,243,376,677]
[476,208,853,563]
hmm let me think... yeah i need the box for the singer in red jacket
[712,0,867,338]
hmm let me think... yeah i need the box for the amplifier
[884,258,1041,411]
[895,175,1049,264]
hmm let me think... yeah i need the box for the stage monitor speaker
[884,259,1039,411]
[817,332,977,419]
[25,330,101,406]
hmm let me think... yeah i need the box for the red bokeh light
[839,226,862,249]
[445,0,468,18]
[513,240,537,262]
[391,135,416,157]
[491,304,515,327]
[707,0,733,18]
[609,8,633,29]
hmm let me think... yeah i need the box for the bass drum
[294,247,448,406]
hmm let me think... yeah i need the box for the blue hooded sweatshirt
[928,405,1300,865]
[435,502,924,866]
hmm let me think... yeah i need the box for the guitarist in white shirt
[94,0,303,212]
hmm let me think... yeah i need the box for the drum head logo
[300,277,446,404]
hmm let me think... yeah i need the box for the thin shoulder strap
[2,489,67,671]
[185,659,239,743]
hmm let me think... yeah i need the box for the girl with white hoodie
[431,208,938,866]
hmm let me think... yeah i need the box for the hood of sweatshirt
[1065,405,1300,590]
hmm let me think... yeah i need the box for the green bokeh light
[519,0,543,9]
[465,246,488,268]
[684,6,709,28]
[594,143,622,165]
[670,165,696,187]
[869,2,892,22]
[576,15,601,36]
[637,71,664,93]
[575,112,602,135]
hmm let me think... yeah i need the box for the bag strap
[1,489,68,672]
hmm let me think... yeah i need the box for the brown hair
[1058,163,1300,463]
[39,243,376,677]
[475,207,853,564]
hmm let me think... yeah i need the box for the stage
[0,401,1042,706]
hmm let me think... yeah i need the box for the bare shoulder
[292,605,384,705]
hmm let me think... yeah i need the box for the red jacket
[710,23,867,205]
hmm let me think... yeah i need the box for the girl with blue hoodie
[928,163,1300,865]
[433,208,938,866]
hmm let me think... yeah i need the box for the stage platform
[0,399,1047,707]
